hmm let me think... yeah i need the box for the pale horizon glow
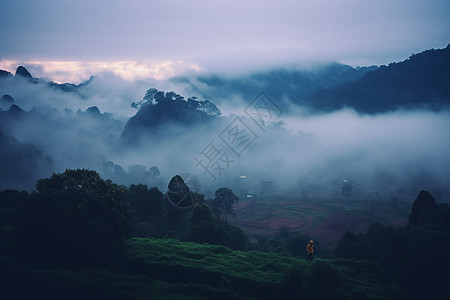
[1,0,449,82]
[0,60,202,83]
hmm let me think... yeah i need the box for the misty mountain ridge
[0,86,227,190]
[303,43,450,113]
[0,102,124,190]
[2,44,450,115]
[170,44,450,114]
[0,66,96,99]
[0,62,375,114]
[0,45,449,198]
[0,129,53,190]
[171,62,378,107]
[0,94,15,110]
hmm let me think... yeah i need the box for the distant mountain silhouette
[0,70,12,78]
[15,66,33,78]
[47,76,94,95]
[302,44,450,113]
[76,105,124,132]
[1,45,448,116]
[0,94,15,110]
[0,129,52,190]
[0,65,93,96]
[172,63,377,105]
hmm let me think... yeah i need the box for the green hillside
[1,237,403,299]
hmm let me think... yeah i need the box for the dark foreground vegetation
[1,169,449,299]
[1,237,403,300]
[334,190,450,299]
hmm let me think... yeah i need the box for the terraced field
[230,195,409,256]
[231,200,324,236]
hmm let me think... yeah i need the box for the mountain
[171,45,450,114]
[15,66,33,78]
[172,63,377,106]
[0,95,15,110]
[47,76,95,95]
[121,88,222,143]
[0,129,52,190]
[0,102,124,190]
[0,65,94,96]
[4,45,448,116]
[302,44,450,113]
[0,69,13,78]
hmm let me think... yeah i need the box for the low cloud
[0,68,449,204]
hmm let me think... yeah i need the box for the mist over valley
[1,46,449,205]
[1,1,450,297]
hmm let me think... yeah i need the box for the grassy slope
[1,237,401,299]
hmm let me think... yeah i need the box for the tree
[408,190,438,226]
[333,191,450,299]
[15,169,131,266]
[123,88,222,143]
[125,184,167,237]
[167,175,194,209]
[216,221,248,250]
[187,203,218,244]
[334,230,357,258]
[164,175,195,237]
[212,188,239,221]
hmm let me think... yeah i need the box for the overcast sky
[1,0,449,82]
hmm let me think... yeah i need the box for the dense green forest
[1,169,449,299]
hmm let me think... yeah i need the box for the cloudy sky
[1,0,449,82]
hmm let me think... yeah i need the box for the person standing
[306,240,314,262]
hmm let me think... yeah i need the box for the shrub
[304,259,344,299]
[281,264,305,299]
